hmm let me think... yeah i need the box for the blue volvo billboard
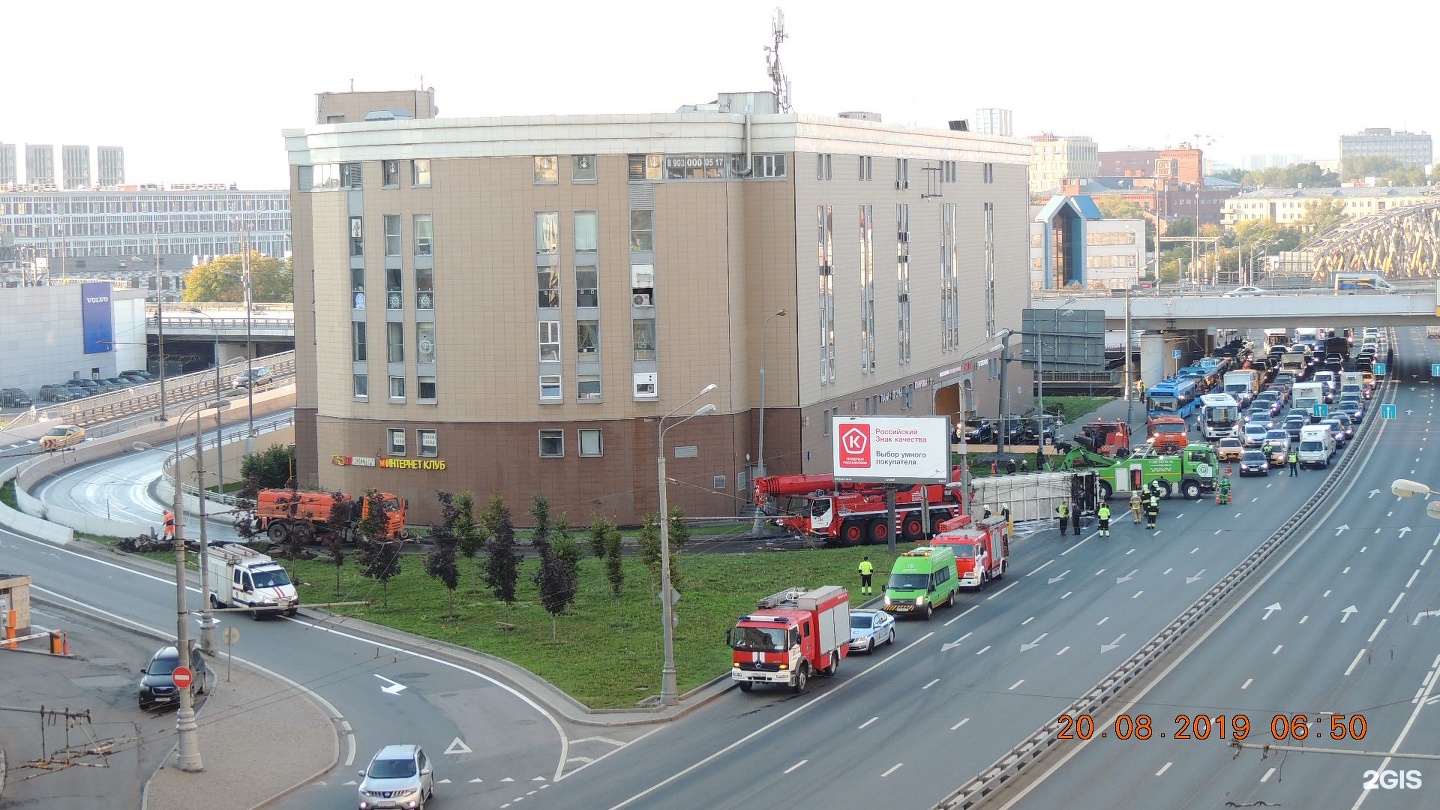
[81,282,114,355]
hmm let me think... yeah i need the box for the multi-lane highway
[990,329,1440,810]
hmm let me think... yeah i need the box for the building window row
[859,204,876,375]
[386,428,439,457]
[353,373,438,403]
[817,205,836,385]
[939,203,960,351]
[817,153,833,181]
[539,428,604,458]
[896,203,911,365]
[859,155,873,181]
[1086,231,1137,246]
[940,160,957,183]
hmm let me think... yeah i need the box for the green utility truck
[1055,443,1219,501]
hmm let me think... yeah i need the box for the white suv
[358,744,434,810]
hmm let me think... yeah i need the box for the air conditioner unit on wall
[633,293,653,306]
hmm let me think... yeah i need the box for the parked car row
[11,370,159,404]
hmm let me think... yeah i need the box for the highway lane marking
[1008,680,1025,691]
[1132,590,1144,599]
[1242,678,1253,689]
[859,717,878,729]
[1360,546,1368,552]
[923,678,940,690]
[1061,591,1072,600]
[1059,534,1095,555]
[1021,616,1035,626]
[1190,547,1199,554]
[1094,568,1106,576]
[1163,567,1172,575]
[1261,767,1276,782]
[1342,566,1350,574]
[1422,550,1433,566]
[1055,646,1069,656]
[1214,530,1222,535]
[975,645,991,655]
[945,605,978,627]
[1272,645,1283,655]
[881,763,903,778]
[1252,497,1259,503]
[986,582,1018,600]
[783,759,807,774]
[1155,761,1172,777]
[1324,589,1332,597]
[951,718,970,731]
[1407,570,1419,588]
[1347,624,1440,810]
[1368,620,1387,642]
[1097,616,1109,626]
[1125,548,1135,555]
[1300,615,1308,624]
[1233,512,1243,519]
[1345,649,1367,677]
[1028,559,1055,576]
[1388,592,1406,613]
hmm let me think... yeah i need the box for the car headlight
[883,595,892,606]
[915,595,926,606]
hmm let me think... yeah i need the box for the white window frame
[539,374,562,402]
[578,428,603,457]
[417,428,438,458]
[387,428,406,456]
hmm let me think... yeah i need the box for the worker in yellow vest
[858,557,874,596]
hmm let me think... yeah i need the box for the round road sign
[222,626,240,646]
[172,666,194,689]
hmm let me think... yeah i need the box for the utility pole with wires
[242,224,256,453]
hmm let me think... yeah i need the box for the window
[352,322,367,362]
[817,153,832,180]
[384,215,401,256]
[353,374,368,399]
[574,211,598,252]
[311,164,340,190]
[351,266,366,309]
[412,159,430,187]
[576,267,598,308]
[983,163,995,183]
[341,162,362,188]
[417,429,438,457]
[630,210,653,252]
[388,428,406,456]
[578,375,601,401]
[940,203,959,350]
[387,322,404,362]
[413,214,432,256]
[539,429,564,457]
[859,205,875,374]
[537,267,560,308]
[536,212,559,254]
[579,429,603,456]
[539,374,562,401]
[572,155,597,183]
[539,321,560,361]
[415,266,434,309]
[896,158,910,189]
[534,156,558,184]
[859,155,872,180]
[817,205,835,384]
[897,203,911,364]
[349,216,364,257]
[388,375,406,399]
[632,318,656,361]
[416,321,436,364]
[577,320,599,360]
[383,160,400,187]
[386,267,403,310]
[418,376,437,401]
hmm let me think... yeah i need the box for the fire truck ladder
[756,587,807,609]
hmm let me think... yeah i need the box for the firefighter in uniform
[1056,501,1069,536]
[1097,503,1112,537]
[163,510,176,542]
[858,557,874,596]
[1130,489,1144,524]
[1145,492,1160,530]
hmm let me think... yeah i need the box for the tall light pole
[950,331,1010,510]
[241,238,255,451]
[751,309,787,534]
[1035,297,1077,459]
[188,308,225,499]
[155,233,167,421]
[170,398,228,772]
[657,383,717,706]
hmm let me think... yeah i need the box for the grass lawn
[1045,395,1115,424]
[287,543,919,709]
[0,480,15,509]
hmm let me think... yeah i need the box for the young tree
[586,516,624,597]
[354,489,402,608]
[636,512,662,593]
[664,507,691,590]
[425,492,463,617]
[551,514,583,571]
[323,499,349,596]
[530,493,577,642]
[480,493,520,625]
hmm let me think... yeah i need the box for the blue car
[849,609,896,655]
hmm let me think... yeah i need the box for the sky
[4,0,1433,190]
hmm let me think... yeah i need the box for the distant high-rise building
[974,108,1012,137]
[1029,134,1099,193]
[97,146,125,186]
[0,143,16,186]
[1339,127,1432,173]
[62,145,91,189]
[25,144,54,187]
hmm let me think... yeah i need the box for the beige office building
[284,91,1033,525]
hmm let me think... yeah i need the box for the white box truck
[206,544,300,619]
[1297,424,1336,469]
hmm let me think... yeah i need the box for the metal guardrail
[149,316,295,331]
[936,350,1397,809]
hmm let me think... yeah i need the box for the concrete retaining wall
[0,462,73,544]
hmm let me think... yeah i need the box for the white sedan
[1223,286,1268,297]
[849,609,895,654]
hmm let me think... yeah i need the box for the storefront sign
[332,455,447,471]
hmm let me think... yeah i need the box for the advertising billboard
[80,282,114,355]
[831,415,950,485]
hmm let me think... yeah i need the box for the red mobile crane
[753,472,965,546]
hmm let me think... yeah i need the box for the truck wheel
[901,516,924,542]
[1097,481,1113,501]
[1181,481,1202,500]
[792,666,808,694]
[738,681,753,693]
[822,650,840,676]
[867,519,890,545]
[841,520,865,546]
[210,594,220,608]
[267,522,288,543]
[978,571,988,591]
[1154,480,1173,499]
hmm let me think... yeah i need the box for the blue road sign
[1431,363,1439,377]
[1313,404,1328,418]
[1173,349,1182,359]
[1381,403,1397,420]
[1374,362,1387,376]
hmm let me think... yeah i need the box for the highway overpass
[1031,285,1440,331]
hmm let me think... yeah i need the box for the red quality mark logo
[838,424,871,467]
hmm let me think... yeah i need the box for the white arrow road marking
[1047,569,1070,584]
[1101,634,1126,653]
[374,674,408,695]
[1186,569,1207,584]
[438,778,453,784]
[941,632,972,652]
[469,778,484,783]
[1369,489,1381,498]
[1336,524,1350,536]
[1400,527,1413,538]
[1341,606,1358,624]
[1415,610,1440,626]
[1116,569,1138,584]
[1263,603,1282,620]
[1020,633,1048,652]
[446,737,473,755]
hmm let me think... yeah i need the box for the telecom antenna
[765,8,792,112]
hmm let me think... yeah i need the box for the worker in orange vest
[163,511,176,541]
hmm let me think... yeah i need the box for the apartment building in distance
[1222,186,1440,228]
[1029,134,1100,195]
[283,89,1033,525]
[0,143,16,187]
[1339,127,1433,173]
[25,144,54,188]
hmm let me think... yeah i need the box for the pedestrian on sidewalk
[1288,448,1299,476]
[1056,501,1069,536]
[1097,503,1111,537]
[858,557,874,596]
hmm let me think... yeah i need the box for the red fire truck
[753,473,962,546]
[727,586,850,694]
[930,515,1010,589]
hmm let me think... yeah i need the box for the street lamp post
[241,242,255,450]
[174,399,230,658]
[1391,479,1440,520]
[657,383,717,706]
[170,398,228,772]
[188,308,225,499]
[155,233,167,421]
[751,309,787,535]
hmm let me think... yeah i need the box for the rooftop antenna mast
[765,8,792,112]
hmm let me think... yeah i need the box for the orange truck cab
[1147,414,1189,452]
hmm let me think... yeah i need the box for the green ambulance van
[882,546,959,620]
